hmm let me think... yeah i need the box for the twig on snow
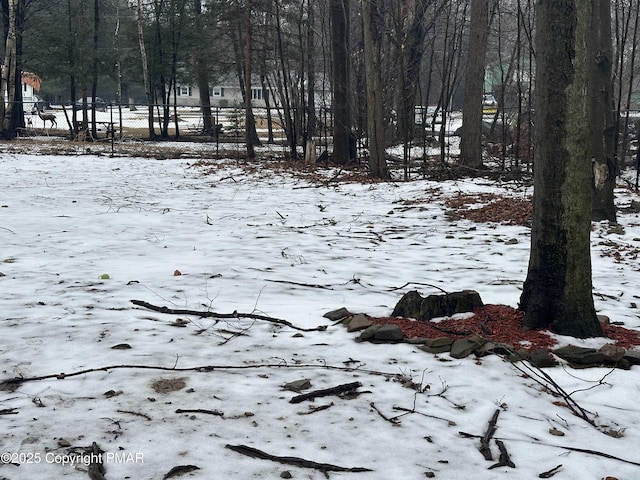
[225,444,372,476]
[538,464,563,478]
[458,431,640,467]
[130,299,327,332]
[175,408,224,417]
[289,381,363,404]
[370,402,401,425]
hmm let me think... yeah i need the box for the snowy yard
[1,148,640,479]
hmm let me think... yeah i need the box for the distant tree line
[0,0,637,175]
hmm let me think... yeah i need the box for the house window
[212,87,224,97]
[179,86,192,96]
[251,87,262,101]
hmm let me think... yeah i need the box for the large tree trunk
[590,0,616,222]
[1,0,18,138]
[362,0,388,179]
[519,0,604,338]
[460,0,489,169]
[329,0,353,165]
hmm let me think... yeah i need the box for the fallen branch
[0,362,396,389]
[163,465,200,479]
[480,409,500,460]
[131,299,327,332]
[489,439,515,469]
[290,381,362,404]
[117,409,152,421]
[458,432,640,467]
[297,403,334,415]
[538,464,563,478]
[225,444,372,474]
[387,281,448,294]
[504,353,599,429]
[370,402,401,425]
[175,408,223,417]
[265,278,334,290]
[391,406,457,426]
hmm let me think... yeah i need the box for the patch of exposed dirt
[151,377,187,394]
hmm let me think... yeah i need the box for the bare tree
[460,0,489,169]
[361,0,389,179]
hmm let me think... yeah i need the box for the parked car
[73,97,107,112]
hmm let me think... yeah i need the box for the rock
[346,313,373,332]
[553,345,606,365]
[283,379,312,392]
[280,471,293,479]
[428,337,454,348]
[57,438,72,447]
[476,342,513,357]
[631,199,640,212]
[405,337,430,344]
[450,336,485,359]
[597,314,610,324]
[323,307,351,321]
[508,348,529,362]
[373,324,404,343]
[357,325,382,342]
[419,337,453,354]
[598,344,625,363]
[529,348,557,368]
[392,290,484,321]
[623,350,640,366]
[391,290,424,319]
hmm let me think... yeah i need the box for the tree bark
[519,0,604,338]
[460,0,489,168]
[361,0,389,179]
[589,0,616,222]
[329,0,353,165]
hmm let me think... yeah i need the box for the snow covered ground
[1,148,640,479]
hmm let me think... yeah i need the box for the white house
[174,73,331,110]
[175,75,267,108]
